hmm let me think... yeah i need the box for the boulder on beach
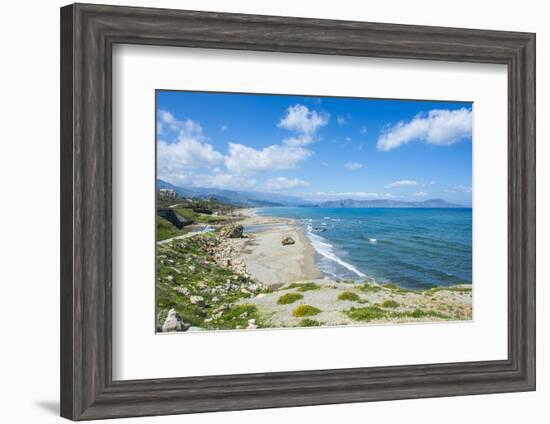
[161,308,190,332]
[281,236,295,246]
[220,224,244,239]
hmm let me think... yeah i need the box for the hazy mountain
[157,180,468,208]
[156,179,310,207]
[320,198,468,208]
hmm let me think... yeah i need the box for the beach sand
[237,212,322,288]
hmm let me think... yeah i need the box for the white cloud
[160,171,257,191]
[454,185,472,193]
[193,173,257,190]
[360,126,368,135]
[377,108,472,151]
[266,177,310,190]
[320,161,329,167]
[282,134,313,147]
[414,191,428,197]
[385,179,417,188]
[429,181,436,185]
[220,124,228,132]
[345,162,364,170]
[158,109,177,126]
[337,116,346,126]
[157,118,224,178]
[225,142,311,173]
[157,108,317,191]
[278,104,328,146]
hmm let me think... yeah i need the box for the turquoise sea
[256,207,472,290]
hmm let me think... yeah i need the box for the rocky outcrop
[219,224,244,239]
[281,236,295,246]
[161,308,190,332]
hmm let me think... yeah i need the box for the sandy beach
[235,210,322,287]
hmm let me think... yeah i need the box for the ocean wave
[306,231,366,278]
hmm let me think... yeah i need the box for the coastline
[234,208,323,288]
[156,207,472,332]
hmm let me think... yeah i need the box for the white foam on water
[369,238,377,244]
[306,231,366,278]
[200,225,214,233]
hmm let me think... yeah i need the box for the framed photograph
[60,3,536,420]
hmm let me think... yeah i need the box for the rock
[161,309,190,332]
[220,225,244,239]
[247,319,258,330]
[173,286,190,296]
[239,311,249,319]
[282,236,295,246]
[214,304,229,313]
[190,295,205,306]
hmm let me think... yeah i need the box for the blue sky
[156,91,472,205]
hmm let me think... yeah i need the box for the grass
[174,207,228,224]
[359,282,382,293]
[173,207,195,220]
[345,305,450,322]
[207,304,261,330]
[299,318,323,327]
[285,282,321,292]
[293,305,321,317]
[381,300,400,308]
[345,306,387,321]
[277,293,304,305]
[425,285,472,294]
[338,291,361,302]
[156,216,185,241]
[404,309,448,319]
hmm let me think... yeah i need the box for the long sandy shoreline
[157,207,472,331]
[235,208,322,288]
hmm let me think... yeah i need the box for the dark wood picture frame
[60,3,536,421]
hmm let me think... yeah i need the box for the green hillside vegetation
[156,234,269,330]
[173,208,228,224]
[156,191,238,241]
[156,216,186,241]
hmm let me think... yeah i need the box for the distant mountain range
[320,198,466,208]
[157,179,469,208]
[157,179,309,207]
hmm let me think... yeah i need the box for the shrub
[345,306,387,321]
[293,305,321,317]
[277,293,304,305]
[338,291,361,302]
[285,282,321,292]
[381,300,400,308]
[360,283,382,293]
[300,318,322,327]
